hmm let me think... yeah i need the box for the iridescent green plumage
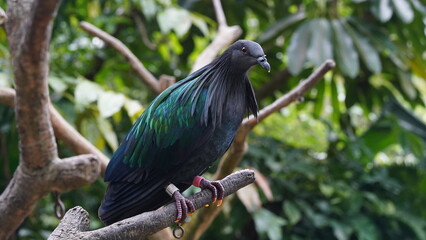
[99,40,269,225]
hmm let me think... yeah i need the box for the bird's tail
[98,177,170,225]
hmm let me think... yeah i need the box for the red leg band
[192,176,204,187]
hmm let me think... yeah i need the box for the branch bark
[49,170,255,240]
[79,21,161,94]
[0,1,102,238]
[182,60,336,240]
[255,68,291,101]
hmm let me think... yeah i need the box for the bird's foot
[165,184,195,224]
[192,176,225,207]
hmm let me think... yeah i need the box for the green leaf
[397,69,417,100]
[319,183,334,197]
[124,98,144,122]
[392,0,414,23]
[371,0,393,22]
[344,22,382,73]
[411,0,426,15]
[287,21,311,75]
[97,117,119,150]
[331,221,353,240]
[80,117,102,148]
[331,20,359,78]
[74,80,103,106]
[257,12,306,44]
[48,76,68,94]
[254,209,286,240]
[351,215,379,240]
[385,99,426,141]
[190,13,209,36]
[314,80,325,116]
[394,210,426,240]
[139,0,157,19]
[330,79,341,122]
[307,18,333,67]
[283,201,302,225]
[97,91,125,118]
[157,8,191,38]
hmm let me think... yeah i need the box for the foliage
[1,0,426,239]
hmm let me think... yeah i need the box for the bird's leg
[165,183,195,224]
[192,176,225,207]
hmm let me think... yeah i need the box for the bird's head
[228,40,270,73]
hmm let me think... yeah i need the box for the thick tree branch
[0,1,102,238]
[79,21,161,94]
[49,170,255,240]
[0,152,101,239]
[183,60,336,240]
[190,0,242,72]
[0,87,110,172]
[7,0,61,168]
[49,154,101,192]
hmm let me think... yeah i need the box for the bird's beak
[257,56,270,72]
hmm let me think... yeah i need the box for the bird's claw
[172,191,195,224]
[199,179,225,207]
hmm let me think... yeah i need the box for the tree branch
[0,87,110,172]
[79,21,161,94]
[49,154,101,192]
[48,170,255,240]
[182,60,336,240]
[132,11,156,51]
[190,0,242,72]
[0,1,102,238]
[212,0,227,27]
[244,60,336,129]
[255,68,291,101]
[7,0,61,168]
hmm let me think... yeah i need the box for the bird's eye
[241,47,247,54]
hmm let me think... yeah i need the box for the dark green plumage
[99,40,270,225]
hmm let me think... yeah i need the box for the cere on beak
[257,56,271,72]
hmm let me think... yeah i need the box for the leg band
[192,176,205,188]
[165,183,180,197]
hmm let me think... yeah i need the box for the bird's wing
[104,67,213,183]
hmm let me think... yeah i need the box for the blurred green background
[1,0,426,239]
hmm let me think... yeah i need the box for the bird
[98,40,270,226]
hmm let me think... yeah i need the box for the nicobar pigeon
[99,40,270,225]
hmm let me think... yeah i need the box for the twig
[212,0,227,27]
[133,12,157,51]
[48,170,255,240]
[0,87,109,172]
[190,0,242,72]
[79,21,161,94]
[183,60,336,240]
[245,59,336,128]
[255,68,291,101]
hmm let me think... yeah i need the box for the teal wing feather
[104,69,210,182]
